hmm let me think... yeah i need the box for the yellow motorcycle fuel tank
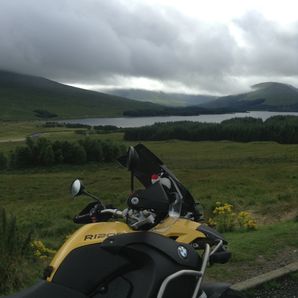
[47,218,206,282]
[153,218,206,243]
[47,221,134,281]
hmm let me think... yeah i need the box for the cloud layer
[0,0,297,94]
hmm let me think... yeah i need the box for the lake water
[61,111,298,128]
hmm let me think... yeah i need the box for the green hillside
[205,82,298,111]
[0,71,162,120]
[106,88,217,106]
[247,82,298,105]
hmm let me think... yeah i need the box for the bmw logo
[177,246,188,259]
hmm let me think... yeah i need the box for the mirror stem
[83,190,105,208]
[130,171,134,192]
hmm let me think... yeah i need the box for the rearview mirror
[71,179,85,198]
[127,146,140,171]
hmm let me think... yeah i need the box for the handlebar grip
[73,213,91,223]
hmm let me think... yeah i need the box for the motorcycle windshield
[118,144,186,219]
[118,144,177,186]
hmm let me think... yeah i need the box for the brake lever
[73,213,91,223]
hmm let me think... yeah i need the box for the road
[246,274,298,298]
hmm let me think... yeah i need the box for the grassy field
[0,122,297,292]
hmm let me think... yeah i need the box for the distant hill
[105,88,217,106]
[204,82,298,111]
[0,71,162,120]
[2,71,296,121]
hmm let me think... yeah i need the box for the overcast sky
[1,0,298,95]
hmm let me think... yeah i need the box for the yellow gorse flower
[31,240,56,259]
[237,210,257,230]
[209,202,257,232]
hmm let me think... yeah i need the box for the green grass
[0,121,41,139]
[207,220,298,282]
[144,141,298,217]
[0,135,298,292]
[1,138,298,234]
[1,137,298,227]
[0,71,162,120]
[0,164,129,246]
[0,121,79,154]
[0,121,74,140]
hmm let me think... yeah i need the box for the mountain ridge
[204,81,298,111]
[0,70,162,120]
[1,70,298,120]
[104,88,217,106]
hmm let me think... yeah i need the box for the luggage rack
[157,242,221,298]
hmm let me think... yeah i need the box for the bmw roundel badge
[177,245,188,259]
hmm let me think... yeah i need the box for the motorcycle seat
[3,280,87,298]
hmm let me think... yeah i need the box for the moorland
[0,121,297,294]
[0,71,298,295]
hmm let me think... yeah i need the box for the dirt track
[0,138,25,143]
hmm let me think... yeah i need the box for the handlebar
[73,213,93,222]
[100,209,124,217]
[74,207,125,224]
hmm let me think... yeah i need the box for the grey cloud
[0,0,297,94]
[233,12,298,76]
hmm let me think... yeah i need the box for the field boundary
[231,261,298,291]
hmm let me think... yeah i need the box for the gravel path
[245,274,298,298]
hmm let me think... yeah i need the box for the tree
[11,147,32,168]
[0,153,7,170]
[79,138,103,162]
[70,144,87,164]
[38,144,55,166]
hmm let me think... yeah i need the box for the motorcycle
[6,144,243,298]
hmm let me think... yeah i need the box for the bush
[0,209,57,295]
[38,144,55,166]
[208,202,257,232]
[237,211,257,231]
[71,144,87,164]
[0,152,8,170]
[6,137,126,169]
[210,202,236,232]
[0,209,33,294]
[78,138,103,162]
[9,146,32,168]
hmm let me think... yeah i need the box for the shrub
[211,202,236,232]
[0,209,56,294]
[9,146,32,168]
[70,144,87,164]
[38,144,55,166]
[78,138,103,162]
[208,202,257,232]
[7,137,126,168]
[31,240,56,260]
[0,208,33,294]
[102,140,117,162]
[0,152,8,170]
[237,211,257,231]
